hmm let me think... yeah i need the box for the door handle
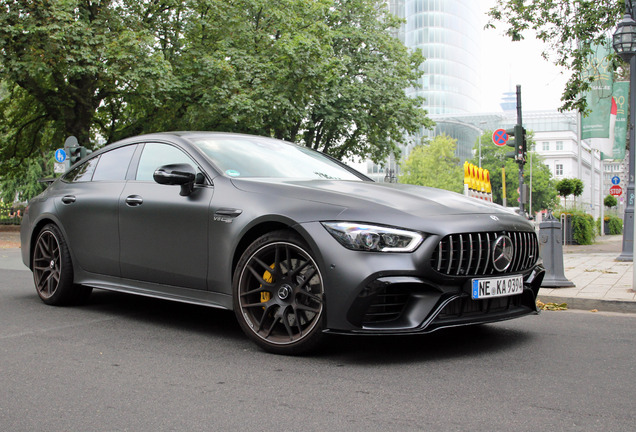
[125,195,144,206]
[61,195,76,204]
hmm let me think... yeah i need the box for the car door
[118,142,213,290]
[55,144,137,276]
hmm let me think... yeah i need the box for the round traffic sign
[492,129,508,146]
[611,176,620,185]
[610,185,623,196]
[55,148,67,163]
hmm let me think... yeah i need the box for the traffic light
[67,145,82,164]
[66,145,92,165]
[505,124,526,163]
[79,146,92,160]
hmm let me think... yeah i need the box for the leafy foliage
[486,1,623,113]
[572,178,584,197]
[0,200,24,225]
[0,152,50,203]
[607,214,623,234]
[399,134,463,193]
[572,212,596,245]
[604,194,618,208]
[0,0,431,201]
[556,210,596,245]
[555,178,574,201]
[598,214,623,234]
[555,177,584,208]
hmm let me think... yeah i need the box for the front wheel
[233,230,325,355]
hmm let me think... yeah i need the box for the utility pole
[505,85,528,213]
[516,86,525,214]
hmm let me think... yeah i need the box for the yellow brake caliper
[261,264,274,304]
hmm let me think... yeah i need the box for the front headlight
[322,222,425,253]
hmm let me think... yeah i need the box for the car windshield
[191,135,365,181]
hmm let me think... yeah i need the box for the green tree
[469,131,558,213]
[555,178,575,208]
[528,157,559,214]
[486,1,623,113]
[0,153,50,202]
[140,0,431,162]
[0,0,169,163]
[571,177,584,207]
[0,0,431,200]
[399,134,463,193]
[605,194,618,208]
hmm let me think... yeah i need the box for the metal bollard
[539,211,575,288]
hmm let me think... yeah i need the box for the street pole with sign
[613,1,636,262]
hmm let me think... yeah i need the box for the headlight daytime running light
[322,222,425,253]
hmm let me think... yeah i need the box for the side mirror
[153,163,197,196]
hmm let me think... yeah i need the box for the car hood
[231,178,524,219]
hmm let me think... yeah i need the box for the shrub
[555,210,595,245]
[0,202,23,226]
[571,212,595,245]
[597,215,624,235]
[608,215,623,235]
[604,194,618,208]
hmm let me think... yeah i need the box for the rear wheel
[32,224,91,305]
[233,230,325,355]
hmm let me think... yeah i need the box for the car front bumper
[298,221,543,335]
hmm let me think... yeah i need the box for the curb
[538,294,636,314]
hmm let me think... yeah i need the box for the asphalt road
[2,262,636,431]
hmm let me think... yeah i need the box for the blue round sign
[55,148,67,163]
[612,176,620,185]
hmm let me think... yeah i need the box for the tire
[233,230,325,355]
[32,224,92,305]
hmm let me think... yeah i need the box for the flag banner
[610,81,628,160]
[581,42,614,140]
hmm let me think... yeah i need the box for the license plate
[471,275,524,300]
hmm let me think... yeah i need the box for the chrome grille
[431,231,538,276]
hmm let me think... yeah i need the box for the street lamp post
[613,1,636,262]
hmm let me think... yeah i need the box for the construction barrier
[463,161,492,202]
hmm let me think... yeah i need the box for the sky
[477,0,572,113]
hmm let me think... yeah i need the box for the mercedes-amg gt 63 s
[21,132,543,354]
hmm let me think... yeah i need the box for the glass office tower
[384,0,483,165]
[392,0,481,115]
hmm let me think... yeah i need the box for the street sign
[54,162,65,174]
[610,185,623,196]
[55,148,67,163]
[612,176,620,185]
[492,129,508,146]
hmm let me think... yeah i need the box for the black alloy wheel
[233,230,325,355]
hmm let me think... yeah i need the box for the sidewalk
[2,227,636,313]
[538,234,636,313]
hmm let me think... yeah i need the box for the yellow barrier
[463,161,492,202]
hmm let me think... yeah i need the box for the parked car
[21,132,544,354]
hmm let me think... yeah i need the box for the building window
[556,164,564,176]
[556,141,564,151]
[542,142,549,151]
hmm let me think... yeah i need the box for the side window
[92,145,137,181]
[64,157,100,183]
[136,143,197,181]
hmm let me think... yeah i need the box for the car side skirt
[76,273,233,310]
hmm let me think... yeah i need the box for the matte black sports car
[21,132,543,354]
